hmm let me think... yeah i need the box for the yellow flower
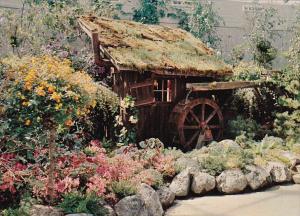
[22,101,29,107]
[51,92,61,103]
[25,119,31,126]
[64,119,73,127]
[91,100,97,108]
[35,86,46,97]
[55,103,63,110]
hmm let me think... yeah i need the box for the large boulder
[137,183,163,216]
[169,169,191,197]
[114,195,148,216]
[157,186,175,209]
[292,174,300,184]
[216,169,248,194]
[245,165,271,190]
[191,172,215,194]
[266,162,292,183]
[30,205,64,216]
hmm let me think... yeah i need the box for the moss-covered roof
[79,16,232,77]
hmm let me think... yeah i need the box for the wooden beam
[99,45,121,71]
[186,81,260,91]
[91,31,101,65]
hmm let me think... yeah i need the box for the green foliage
[199,144,254,176]
[232,62,265,81]
[228,115,262,140]
[254,38,277,68]
[1,194,36,216]
[0,0,118,58]
[251,135,285,157]
[58,193,108,216]
[188,1,223,48]
[111,181,137,198]
[273,15,300,143]
[232,6,282,67]
[133,0,165,24]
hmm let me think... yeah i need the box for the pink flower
[87,175,107,196]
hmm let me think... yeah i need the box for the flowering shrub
[115,96,138,145]
[0,56,118,152]
[0,140,176,205]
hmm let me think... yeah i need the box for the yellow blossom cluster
[1,55,119,129]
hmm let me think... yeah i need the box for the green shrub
[110,180,137,199]
[199,144,254,175]
[58,193,108,216]
[228,115,262,140]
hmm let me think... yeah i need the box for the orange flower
[65,119,73,127]
[48,85,56,94]
[25,119,31,126]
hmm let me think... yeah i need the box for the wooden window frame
[154,79,175,103]
[129,80,155,107]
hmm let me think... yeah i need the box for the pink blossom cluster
[0,140,176,204]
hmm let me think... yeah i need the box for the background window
[154,79,173,102]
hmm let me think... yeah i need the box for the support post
[91,31,101,65]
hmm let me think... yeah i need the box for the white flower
[129,115,138,124]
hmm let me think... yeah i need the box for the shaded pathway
[166,184,300,216]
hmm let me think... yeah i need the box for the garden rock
[169,169,191,197]
[137,183,163,216]
[280,151,300,167]
[114,195,148,216]
[216,169,247,194]
[191,172,215,194]
[215,140,241,149]
[65,214,93,216]
[245,165,271,190]
[30,205,64,216]
[175,156,199,172]
[292,174,300,184]
[266,162,292,183]
[104,205,116,216]
[295,165,300,173]
[157,186,175,209]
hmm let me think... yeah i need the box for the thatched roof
[78,16,232,77]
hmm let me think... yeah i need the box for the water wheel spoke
[189,110,200,124]
[205,109,217,124]
[201,103,205,121]
[186,130,200,147]
[208,125,221,129]
[183,125,200,130]
[170,98,224,150]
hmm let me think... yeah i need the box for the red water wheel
[169,98,224,150]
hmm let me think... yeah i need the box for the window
[130,80,155,106]
[154,79,174,102]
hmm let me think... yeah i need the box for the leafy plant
[199,144,254,175]
[115,96,138,145]
[58,192,108,216]
[133,0,165,24]
[110,181,137,199]
[228,115,262,140]
[273,19,300,144]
